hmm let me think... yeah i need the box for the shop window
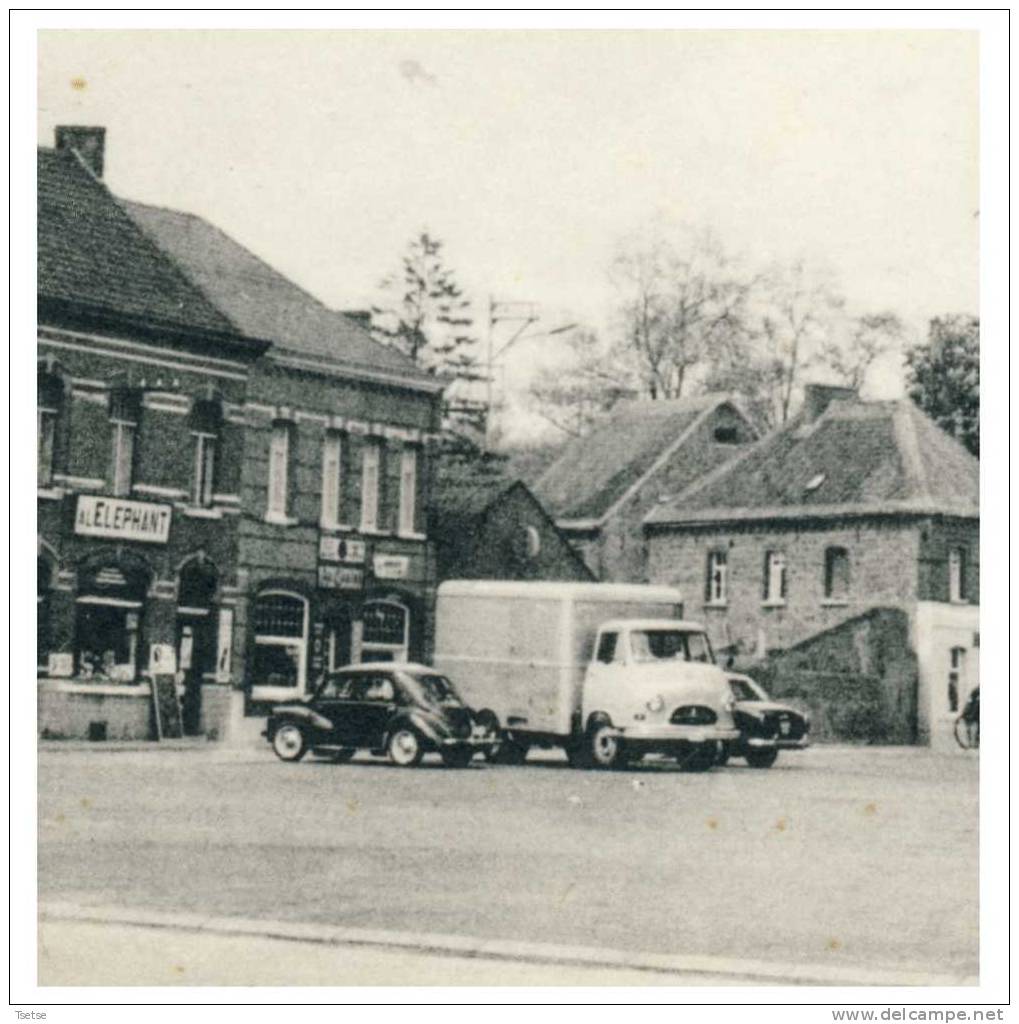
[705,550,728,605]
[267,422,292,519]
[763,551,787,604]
[361,600,408,662]
[38,557,52,671]
[360,442,381,532]
[321,432,344,528]
[252,591,308,692]
[947,646,967,713]
[823,547,850,600]
[109,390,140,498]
[949,548,965,603]
[74,562,148,682]
[398,447,418,535]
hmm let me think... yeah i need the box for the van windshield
[630,629,713,664]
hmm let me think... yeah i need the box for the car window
[729,677,760,702]
[630,629,713,664]
[318,674,356,699]
[348,674,395,703]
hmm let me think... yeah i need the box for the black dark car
[717,673,811,768]
[264,663,498,768]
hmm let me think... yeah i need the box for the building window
[398,446,418,535]
[948,547,965,603]
[360,442,381,533]
[321,432,343,528]
[109,389,140,498]
[705,550,728,605]
[763,551,786,604]
[823,547,850,601]
[74,562,147,682]
[361,600,408,662]
[38,407,57,487]
[251,591,308,693]
[267,422,291,519]
[193,434,217,507]
[947,646,967,713]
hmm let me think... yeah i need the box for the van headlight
[646,694,665,713]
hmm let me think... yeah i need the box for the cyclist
[956,685,980,749]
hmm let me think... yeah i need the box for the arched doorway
[251,589,310,701]
[176,558,218,735]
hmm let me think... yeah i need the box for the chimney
[802,383,857,422]
[55,125,106,178]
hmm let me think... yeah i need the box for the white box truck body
[434,580,738,769]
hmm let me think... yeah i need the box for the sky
[37,29,979,441]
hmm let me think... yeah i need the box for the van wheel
[441,745,474,769]
[587,721,621,770]
[493,736,529,765]
[715,741,731,767]
[745,748,779,769]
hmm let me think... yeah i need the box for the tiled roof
[533,395,739,522]
[120,200,437,386]
[38,147,240,337]
[645,397,979,526]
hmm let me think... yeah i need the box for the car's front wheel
[387,727,424,767]
[745,748,779,769]
[271,722,307,762]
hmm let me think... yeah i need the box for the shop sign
[148,643,177,676]
[318,565,364,591]
[75,495,171,545]
[373,554,410,580]
[47,652,74,678]
[318,536,366,564]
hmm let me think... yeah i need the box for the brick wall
[646,516,922,655]
[918,516,980,604]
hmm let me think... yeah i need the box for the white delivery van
[433,580,739,770]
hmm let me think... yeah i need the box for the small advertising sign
[318,536,367,564]
[373,554,410,580]
[47,652,74,678]
[75,495,172,545]
[318,565,364,591]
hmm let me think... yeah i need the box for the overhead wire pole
[485,298,538,449]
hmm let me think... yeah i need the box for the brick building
[644,385,979,745]
[37,129,270,739]
[533,396,757,582]
[121,199,445,713]
[430,477,594,583]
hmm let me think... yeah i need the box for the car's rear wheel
[587,721,621,770]
[271,722,307,762]
[441,745,474,769]
[745,748,779,769]
[387,727,424,767]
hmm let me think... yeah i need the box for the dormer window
[713,426,739,444]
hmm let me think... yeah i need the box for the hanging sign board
[75,496,171,545]
[318,537,366,564]
[373,554,409,580]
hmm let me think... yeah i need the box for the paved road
[37,744,978,985]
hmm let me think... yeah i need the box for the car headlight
[646,694,665,713]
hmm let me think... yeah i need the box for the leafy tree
[372,231,486,440]
[905,315,979,455]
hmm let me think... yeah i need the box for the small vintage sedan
[264,663,498,768]
[718,673,811,768]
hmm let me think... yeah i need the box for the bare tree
[821,311,905,391]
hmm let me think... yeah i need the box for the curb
[39,902,978,988]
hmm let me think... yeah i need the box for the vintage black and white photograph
[13,12,1008,1010]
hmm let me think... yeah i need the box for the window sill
[396,530,428,542]
[39,678,152,697]
[319,522,357,534]
[263,513,300,527]
[359,527,391,537]
[180,506,224,520]
[761,600,787,609]
[37,487,65,501]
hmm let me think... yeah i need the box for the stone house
[533,396,758,582]
[644,384,979,745]
[37,128,270,740]
[122,198,446,715]
[430,477,594,584]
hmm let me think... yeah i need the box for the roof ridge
[891,401,931,501]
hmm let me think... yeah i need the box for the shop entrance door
[176,613,214,735]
